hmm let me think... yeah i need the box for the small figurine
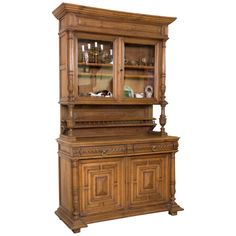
[134,93,144,98]
[141,57,147,65]
[145,85,153,98]
[88,90,112,97]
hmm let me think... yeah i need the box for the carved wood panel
[79,158,125,215]
[129,155,169,207]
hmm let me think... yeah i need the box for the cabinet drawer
[79,144,126,157]
[133,142,177,154]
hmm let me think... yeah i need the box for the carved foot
[168,202,184,216]
[55,207,87,233]
[168,210,178,216]
[72,228,81,233]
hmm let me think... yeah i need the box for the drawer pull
[101,150,107,156]
[152,145,157,152]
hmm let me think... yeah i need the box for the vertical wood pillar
[68,30,75,101]
[168,152,183,215]
[170,152,176,206]
[72,160,80,219]
[159,40,168,135]
[67,104,74,136]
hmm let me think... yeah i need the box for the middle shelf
[78,73,154,79]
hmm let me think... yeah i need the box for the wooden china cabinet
[53,3,183,233]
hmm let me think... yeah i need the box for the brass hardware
[152,145,157,151]
[101,150,107,156]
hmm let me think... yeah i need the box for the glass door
[123,43,156,99]
[77,39,114,98]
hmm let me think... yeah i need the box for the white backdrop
[0,0,236,235]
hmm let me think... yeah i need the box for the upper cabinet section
[53,3,176,104]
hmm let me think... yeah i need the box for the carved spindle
[72,160,80,219]
[159,41,168,135]
[67,104,74,136]
[168,152,183,215]
[169,153,176,206]
[68,31,75,101]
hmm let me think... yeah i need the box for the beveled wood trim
[81,202,170,224]
[122,37,157,45]
[58,134,179,145]
[53,3,176,26]
[59,98,160,105]
[74,32,117,41]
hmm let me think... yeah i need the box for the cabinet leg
[168,202,184,216]
[72,228,81,233]
[168,153,184,216]
[55,207,87,233]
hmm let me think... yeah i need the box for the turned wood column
[159,40,168,135]
[68,30,75,101]
[67,104,74,136]
[168,152,183,215]
[169,152,176,207]
[72,160,80,219]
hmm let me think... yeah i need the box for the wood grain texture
[53,3,182,233]
[53,3,176,25]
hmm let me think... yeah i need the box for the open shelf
[78,73,113,77]
[78,62,113,67]
[124,74,154,79]
[125,65,154,70]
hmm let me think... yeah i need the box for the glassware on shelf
[93,41,99,63]
[78,39,114,98]
[124,43,155,98]
[109,49,113,64]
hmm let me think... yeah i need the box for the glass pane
[77,39,113,97]
[124,44,155,98]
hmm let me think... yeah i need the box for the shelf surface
[125,65,154,70]
[78,72,113,77]
[124,74,154,79]
[78,62,113,67]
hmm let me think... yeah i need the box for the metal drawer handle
[101,150,107,156]
[152,145,157,151]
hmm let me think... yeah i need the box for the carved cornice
[53,3,176,26]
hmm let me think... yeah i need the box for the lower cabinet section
[56,149,183,233]
[79,158,125,215]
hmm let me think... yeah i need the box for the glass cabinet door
[77,39,114,98]
[123,43,155,99]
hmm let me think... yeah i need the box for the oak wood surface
[53,2,182,233]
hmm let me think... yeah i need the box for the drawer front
[133,142,177,154]
[78,144,126,157]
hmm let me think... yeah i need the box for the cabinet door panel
[122,39,160,102]
[77,37,115,98]
[129,155,169,207]
[80,158,125,215]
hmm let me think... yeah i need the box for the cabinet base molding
[56,202,183,233]
[55,207,88,233]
